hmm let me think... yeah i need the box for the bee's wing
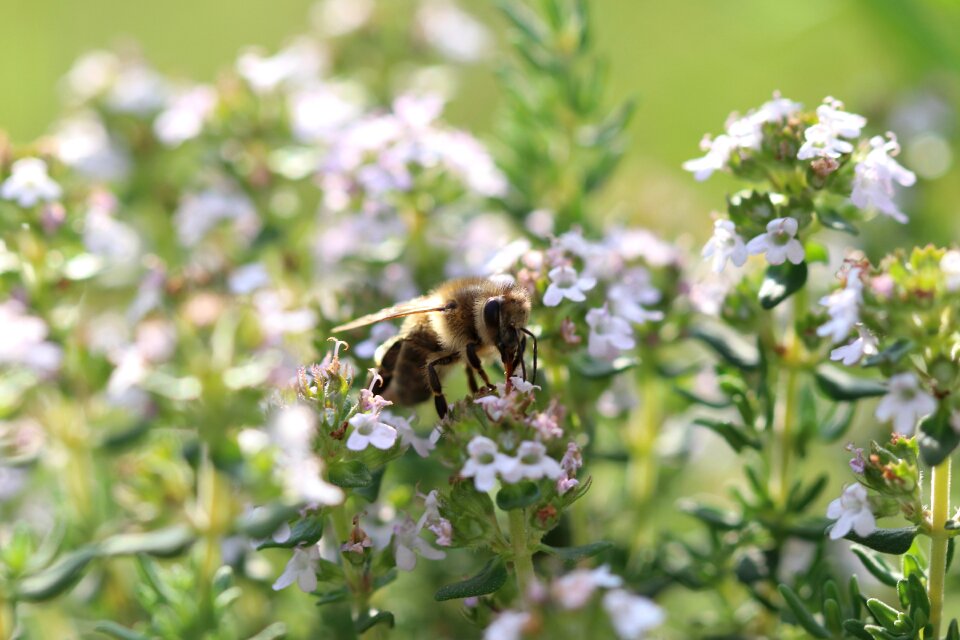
[332,296,453,333]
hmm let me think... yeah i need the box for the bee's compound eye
[483,298,501,329]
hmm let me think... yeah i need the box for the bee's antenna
[520,328,537,385]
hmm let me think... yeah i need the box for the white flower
[702,219,748,273]
[385,412,438,458]
[683,93,800,181]
[798,97,867,160]
[943,250,960,292]
[830,326,878,366]
[745,217,805,266]
[393,516,445,571]
[236,38,324,94]
[826,483,876,540]
[83,196,140,263]
[228,263,271,295]
[543,266,596,307]
[683,134,738,181]
[174,187,260,247]
[875,372,937,435]
[483,610,531,640]
[289,83,364,144]
[817,269,863,343]
[347,411,398,451]
[460,436,514,492]
[417,0,491,63]
[475,394,510,421]
[0,300,62,376]
[508,376,540,394]
[551,565,623,610]
[500,441,563,483]
[851,134,917,224]
[272,544,320,592]
[608,268,664,325]
[602,589,665,640]
[154,85,217,146]
[284,457,345,507]
[1,158,62,207]
[940,249,960,292]
[586,306,636,361]
[53,114,129,181]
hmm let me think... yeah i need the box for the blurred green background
[2,0,960,248]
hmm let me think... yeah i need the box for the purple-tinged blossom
[483,611,531,640]
[826,483,875,540]
[543,265,596,307]
[586,306,636,361]
[702,219,748,273]
[393,516,445,571]
[745,217,805,266]
[475,394,510,421]
[603,589,666,640]
[850,133,917,224]
[154,85,216,146]
[1,158,62,207]
[830,325,878,366]
[817,268,864,344]
[875,372,936,435]
[798,97,866,160]
[551,565,623,610]
[846,444,866,474]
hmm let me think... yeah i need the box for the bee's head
[482,289,533,382]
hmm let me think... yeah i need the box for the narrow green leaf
[862,339,913,368]
[918,410,959,467]
[815,207,858,235]
[257,513,324,550]
[93,621,150,640]
[946,619,960,640]
[246,622,288,640]
[865,598,901,630]
[691,323,759,370]
[328,460,373,488]
[777,584,830,638]
[787,474,828,512]
[539,541,612,562]
[435,558,508,601]
[99,525,195,558]
[814,365,886,401]
[496,482,541,511]
[235,503,301,539]
[17,548,96,602]
[692,418,760,453]
[570,353,637,378]
[679,501,742,530]
[759,261,808,310]
[842,527,918,555]
[823,598,843,634]
[355,611,394,634]
[819,404,856,442]
[850,547,901,587]
[842,620,874,640]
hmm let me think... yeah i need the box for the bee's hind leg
[427,352,459,418]
[465,365,479,394]
[465,343,495,391]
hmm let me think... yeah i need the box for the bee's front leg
[465,343,495,391]
[427,352,459,418]
[465,365,479,394]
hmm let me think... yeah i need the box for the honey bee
[332,277,537,418]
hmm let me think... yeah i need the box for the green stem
[929,457,952,639]
[775,287,806,508]
[508,509,534,602]
[0,598,14,639]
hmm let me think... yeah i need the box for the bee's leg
[465,343,495,390]
[374,339,403,396]
[465,365,479,394]
[427,352,459,418]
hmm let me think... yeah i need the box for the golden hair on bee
[332,276,536,418]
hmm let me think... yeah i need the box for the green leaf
[328,460,373,488]
[946,619,960,640]
[814,365,886,401]
[496,481,541,510]
[778,584,830,638]
[693,418,760,453]
[99,525,196,558]
[804,241,829,264]
[759,261,808,310]
[257,512,324,550]
[17,548,96,602]
[570,353,637,378]
[819,404,856,442]
[690,323,759,370]
[918,410,959,467]
[539,541,612,562]
[815,207,858,235]
[787,474,828,512]
[434,558,508,601]
[235,503,301,539]
[863,339,913,368]
[355,611,394,634]
[866,598,901,630]
[673,387,732,409]
[823,598,843,634]
[99,421,151,451]
[93,621,150,640]
[842,620,873,640]
[353,467,386,503]
[851,547,901,587]
[679,501,742,530]
[247,622,288,640]
[842,527,918,555]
